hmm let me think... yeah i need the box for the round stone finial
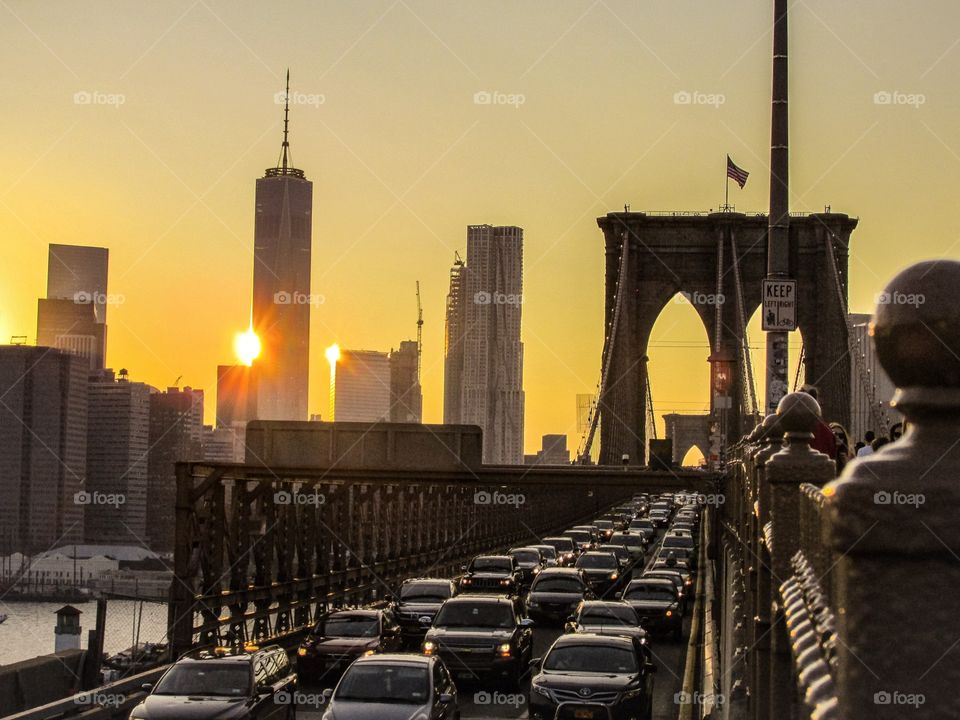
[872,260,960,389]
[759,413,782,440]
[776,392,821,434]
[747,423,764,443]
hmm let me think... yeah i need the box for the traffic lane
[457,617,689,719]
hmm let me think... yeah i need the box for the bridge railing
[715,260,960,720]
[167,463,663,659]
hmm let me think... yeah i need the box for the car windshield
[664,537,694,548]
[400,584,451,602]
[544,538,574,552]
[510,550,540,564]
[624,585,676,601]
[534,546,558,559]
[544,645,638,673]
[470,558,512,573]
[154,663,250,696]
[630,521,653,529]
[565,531,590,542]
[580,606,638,625]
[434,603,514,629]
[335,665,428,704]
[594,520,613,529]
[532,576,583,594]
[318,616,379,638]
[576,555,617,570]
[612,535,644,549]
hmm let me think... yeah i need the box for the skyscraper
[329,349,391,422]
[85,369,153,545]
[0,346,87,554]
[445,225,525,464]
[389,340,422,423]
[37,244,109,370]
[443,256,466,425]
[147,386,204,552]
[252,72,313,421]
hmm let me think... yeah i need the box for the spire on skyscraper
[267,68,305,179]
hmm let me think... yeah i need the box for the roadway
[299,522,692,720]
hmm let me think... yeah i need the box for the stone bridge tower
[597,210,856,466]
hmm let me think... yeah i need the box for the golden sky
[2,1,958,455]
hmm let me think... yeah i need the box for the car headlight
[461,578,471,585]
[610,572,619,580]
[363,649,375,656]
[621,685,643,700]
[500,578,513,585]
[297,647,307,657]
[532,567,541,575]
[497,642,512,656]
[531,683,552,699]
[665,610,673,617]
[422,641,436,655]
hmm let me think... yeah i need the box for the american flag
[727,155,749,188]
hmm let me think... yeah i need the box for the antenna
[416,281,423,383]
[281,69,290,173]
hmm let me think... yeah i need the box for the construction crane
[415,281,423,383]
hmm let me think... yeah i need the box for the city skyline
[3,2,960,452]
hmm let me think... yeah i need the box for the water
[0,600,168,666]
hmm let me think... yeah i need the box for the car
[662,533,695,552]
[627,519,656,541]
[131,645,295,720]
[563,601,649,644]
[641,569,689,612]
[620,579,683,639]
[650,558,693,590]
[572,525,603,545]
[542,536,579,566]
[526,568,595,624]
[320,653,458,720]
[609,532,646,561]
[458,555,522,595]
[648,511,670,528]
[508,546,547,587]
[529,544,560,567]
[528,633,656,720]
[422,594,533,690]
[393,578,458,646]
[297,609,403,683]
[564,529,596,551]
[575,551,623,597]
[592,519,616,541]
[597,544,633,572]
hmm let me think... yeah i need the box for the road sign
[762,279,797,331]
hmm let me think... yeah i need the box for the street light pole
[765,0,791,413]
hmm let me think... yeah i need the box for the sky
[2,0,959,455]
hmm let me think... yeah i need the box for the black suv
[297,609,403,683]
[393,578,457,646]
[529,633,656,720]
[422,594,533,689]
[526,568,594,624]
[458,555,522,595]
[130,645,295,720]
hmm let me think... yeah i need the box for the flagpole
[725,159,730,210]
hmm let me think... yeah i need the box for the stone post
[825,260,960,719]
[766,393,836,719]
